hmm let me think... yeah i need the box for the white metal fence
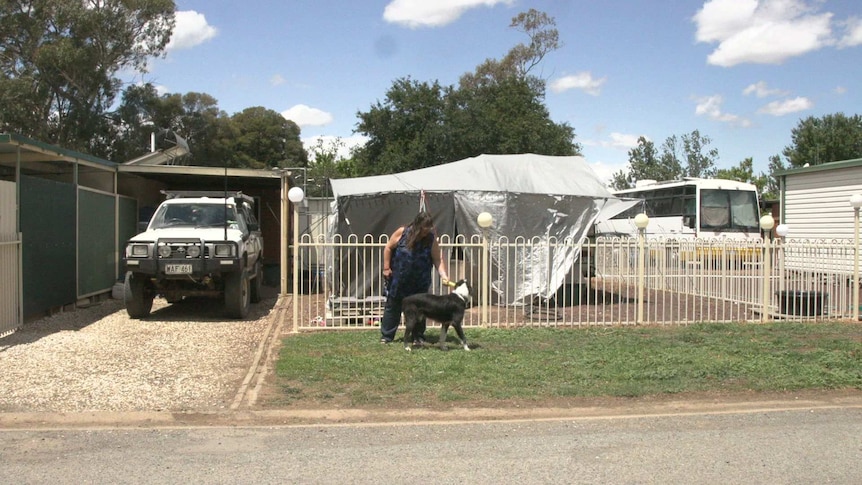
[0,180,22,337]
[291,233,861,332]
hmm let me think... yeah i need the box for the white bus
[595,178,762,240]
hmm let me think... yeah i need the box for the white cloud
[588,160,628,187]
[270,74,286,86]
[383,0,514,28]
[167,11,218,51]
[303,134,368,161]
[838,17,862,48]
[757,96,813,116]
[587,132,642,150]
[834,86,847,95]
[742,81,788,98]
[549,72,607,96]
[281,105,334,127]
[693,0,834,66]
[694,94,752,127]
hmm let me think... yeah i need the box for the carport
[0,132,298,334]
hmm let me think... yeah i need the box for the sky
[132,0,862,185]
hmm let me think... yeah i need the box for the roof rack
[160,190,254,205]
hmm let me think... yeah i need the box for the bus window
[700,189,759,231]
[700,190,731,229]
[730,191,759,229]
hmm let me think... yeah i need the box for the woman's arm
[382,227,404,279]
[431,236,450,284]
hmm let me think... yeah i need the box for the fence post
[634,213,649,324]
[850,195,862,322]
[760,214,775,322]
[776,224,789,301]
[478,212,493,326]
[288,187,305,333]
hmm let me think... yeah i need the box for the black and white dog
[402,279,472,351]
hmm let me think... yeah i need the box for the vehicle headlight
[214,243,234,257]
[128,244,149,257]
[187,245,201,258]
[158,245,172,258]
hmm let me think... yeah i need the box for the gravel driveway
[0,289,280,413]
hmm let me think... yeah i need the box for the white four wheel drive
[122,191,264,319]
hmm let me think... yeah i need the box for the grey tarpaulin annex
[327,153,638,305]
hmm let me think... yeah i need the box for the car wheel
[124,272,153,319]
[250,262,263,303]
[225,270,250,319]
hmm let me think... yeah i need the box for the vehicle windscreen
[700,190,759,231]
[149,203,236,229]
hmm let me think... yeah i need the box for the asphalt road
[2,407,860,484]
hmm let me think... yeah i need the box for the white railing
[291,233,860,331]
[0,233,22,337]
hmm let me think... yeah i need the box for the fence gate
[0,180,22,337]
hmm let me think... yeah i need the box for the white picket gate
[0,180,22,337]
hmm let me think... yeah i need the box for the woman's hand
[383,267,392,278]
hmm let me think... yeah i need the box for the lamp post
[775,223,789,299]
[850,194,862,321]
[477,212,493,326]
[288,186,305,332]
[634,213,649,324]
[760,214,775,322]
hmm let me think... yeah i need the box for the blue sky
[132,0,862,185]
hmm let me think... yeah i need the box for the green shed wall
[21,175,76,317]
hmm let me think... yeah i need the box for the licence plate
[165,264,193,275]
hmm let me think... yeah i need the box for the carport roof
[0,133,116,177]
[116,163,284,189]
[0,132,287,189]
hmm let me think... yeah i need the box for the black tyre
[225,270,250,319]
[250,262,263,303]
[124,272,153,319]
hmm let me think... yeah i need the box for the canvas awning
[328,154,638,304]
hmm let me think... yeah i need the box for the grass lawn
[269,322,862,409]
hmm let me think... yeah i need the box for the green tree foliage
[447,76,576,161]
[352,9,579,175]
[714,155,785,201]
[680,130,718,178]
[715,157,755,182]
[764,154,785,199]
[229,107,307,169]
[459,8,559,92]
[110,86,308,168]
[111,84,231,165]
[305,137,356,197]
[353,78,450,175]
[610,137,676,190]
[782,113,862,167]
[610,131,718,190]
[0,0,175,156]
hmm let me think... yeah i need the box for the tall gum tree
[0,0,175,156]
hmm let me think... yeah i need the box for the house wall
[783,165,862,240]
[782,164,862,276]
